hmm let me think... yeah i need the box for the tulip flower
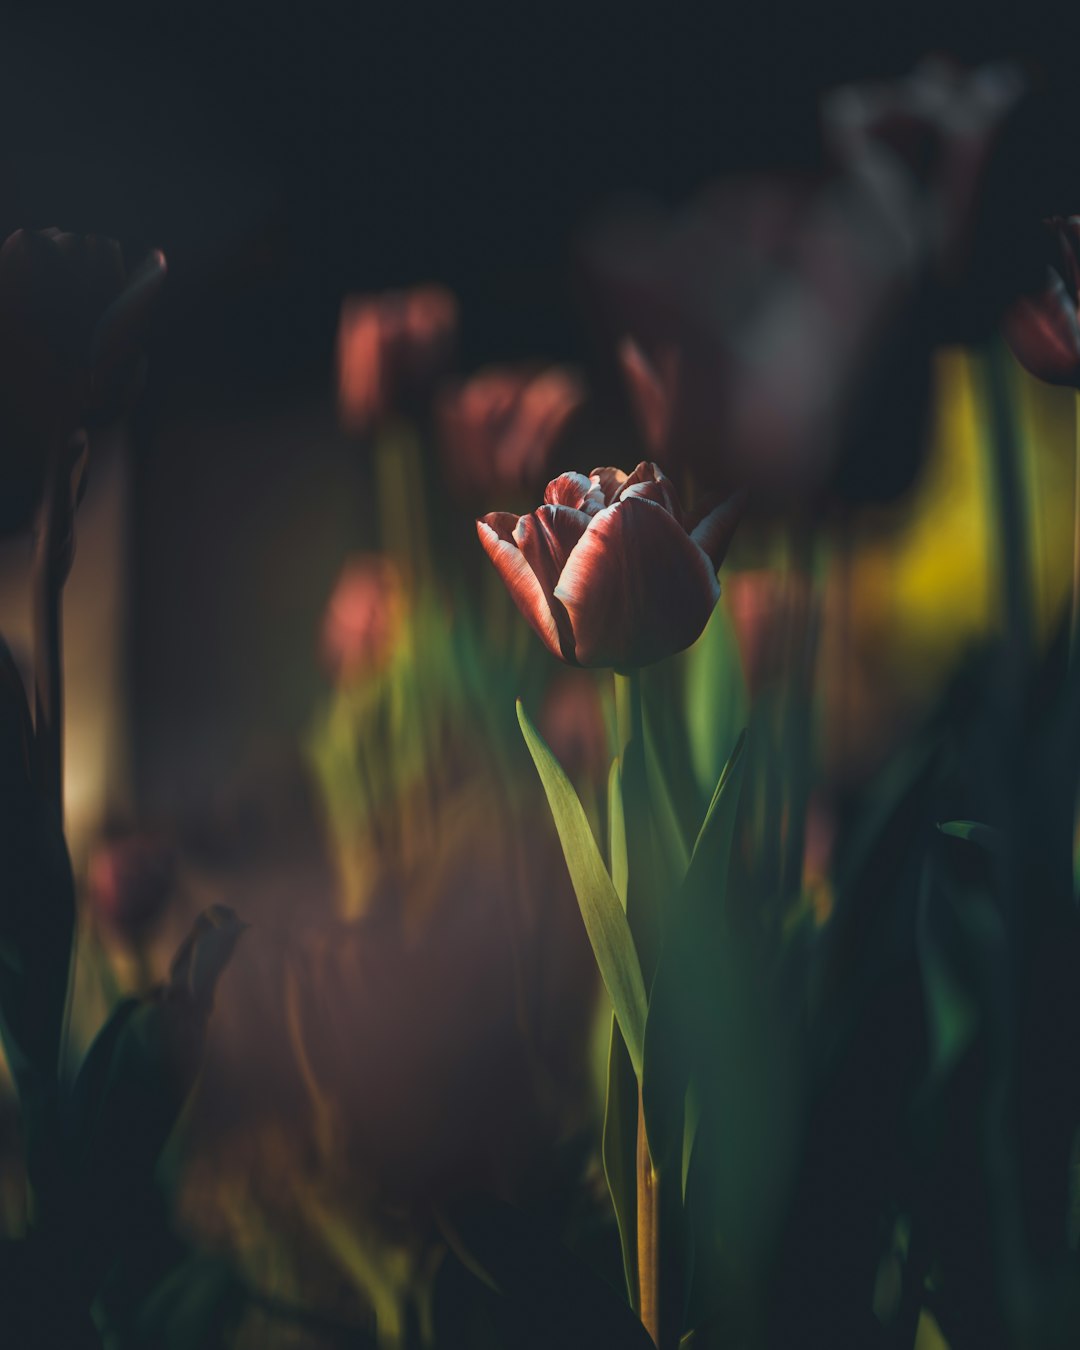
[87,831,176,942]
[477,462,742,669]
[337,285,458,433]
[436,363,584,502]
[1003,216,1080,387]
[0,229,167,535]
[320,553,406,683]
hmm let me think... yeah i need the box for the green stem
[614,670,643,763]
[613,668,665,1345]
[779,526,820,904]
[981,339,1032,684]
[375,419,430,588]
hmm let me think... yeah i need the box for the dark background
[0,0,1073,815]
[2,2,1073,393]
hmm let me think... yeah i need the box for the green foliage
[517,699,647,1078]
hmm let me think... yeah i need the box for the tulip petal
[554,497,722,668]
[589,466,628,504]
[617,460,684,522]
[544,472,605,514]
[689,490,746,570]
[515,505,594,659]
[477,513,564,660]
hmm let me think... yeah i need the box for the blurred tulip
[539,671,609,785]
[337,285,458,433]
[478,462,742,669]
[87,831,176,942]
[580,168,931,510]
[436,363,584,502]
[0,229,167,535]
[320,553,406,683]
[1004,216,1080,386]
[726,568,814,699]
[823,58,1035,339]
[580,61,1051,513]
[617,337,677,460]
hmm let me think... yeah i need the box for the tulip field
[5,46,1080,1350]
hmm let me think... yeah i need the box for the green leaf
[682,1082,700,1204]
[937,819,1003,856]
[642,732,746,1168]
[621,734,664,986]
[0,639,75,1114]
[644,712,690,887]
[518,700,647,1077]
[65,906,245,1287]
[683,602,747,806]
[608,757,628,909]
[602,1013,639,1309]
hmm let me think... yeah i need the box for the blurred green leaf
[609,757,628,909]
[683,603,747,808]
[518,699,646,1077]
[644,713,690,888]
[65,906,245,1289]
[621,735,664,987]
[602,1012,639,1311]
[642,732,746,1169]
[937,819,1003,856]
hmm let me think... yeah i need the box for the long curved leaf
[518,700,646,1077]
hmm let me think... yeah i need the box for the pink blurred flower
[726,569,814,699]
[1004,216,1080,386]
[337,285,458,433]
[87,832,176,940]
[617,337,678,460]
[478,462,742,669]
[436,363,585,502]
[320,554,405,682]
[539,671,609,785]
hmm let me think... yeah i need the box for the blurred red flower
[726,569,814,699]
[436,363,584,503]
[1004,216,1080,386]
[539,671,609,785]
[87,832,176,941]
[478,462,742,669]
[617,337,677,461]
[0,229,167,534]
[580,61,1041,512]
[337,285,458,433]
[320,553,406,682]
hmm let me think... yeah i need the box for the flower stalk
[614,668,662,1347]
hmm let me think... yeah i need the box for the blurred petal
[1004,218,1080,387]
[689,490,746,570]
[477,514,564,660]
[554,497,721,668]
[618,337,672,456]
